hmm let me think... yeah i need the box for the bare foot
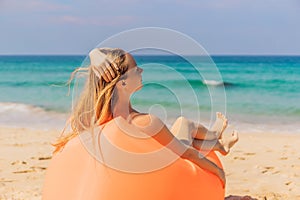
[209,112,228,139]
[218,130,239,155]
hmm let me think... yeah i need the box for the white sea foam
[186,112,300,134]
[0,102,299,134]
[202,80,224,86]
[228,121,298,134]
[0,102,67,130]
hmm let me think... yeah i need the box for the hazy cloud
[49,15,136,26]
[1,0,71,13]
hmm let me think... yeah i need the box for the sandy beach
[1,126,300,200]
[220,131,300,199]
[0,127,57,200]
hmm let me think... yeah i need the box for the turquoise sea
[0,55,299,133]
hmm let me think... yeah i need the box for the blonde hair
[53,48,128,153]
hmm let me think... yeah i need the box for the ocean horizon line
[1,54,300,57]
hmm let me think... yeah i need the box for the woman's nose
[138,67,143,73]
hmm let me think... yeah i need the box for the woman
[43,48,238,200]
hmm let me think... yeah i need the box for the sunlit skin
[112,53,240,187]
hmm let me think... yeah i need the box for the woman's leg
[193,130,239,155]
[193,112,228,140]
[171,112,228,141]
[170,116,238,155]
[170,116,194,146]
[192,139,226,154]
[170,116,222,151]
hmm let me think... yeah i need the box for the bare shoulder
[131,113,165,136]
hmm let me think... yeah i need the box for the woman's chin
[134,84,143,92]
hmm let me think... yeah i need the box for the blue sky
[1,0,300,55]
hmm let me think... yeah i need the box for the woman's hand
[89,48,116,82]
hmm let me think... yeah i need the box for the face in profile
[122,53,143,93]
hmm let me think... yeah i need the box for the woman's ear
[116,78,127,88]
[116,80,123,89]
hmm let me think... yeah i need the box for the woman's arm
[131,114,225,187]
[183,146,225,187]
